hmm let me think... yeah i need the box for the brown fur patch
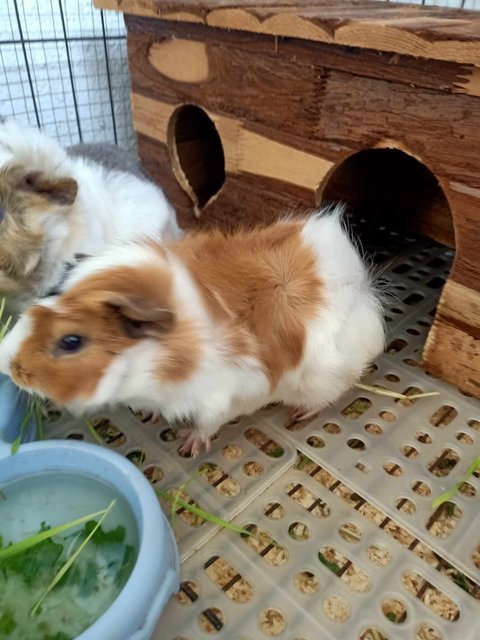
[0,165,76,296]
[171,222,323,390]
[11,264,201,404]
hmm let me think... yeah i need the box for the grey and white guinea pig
[0,205,385,457]
[0,117,182,314]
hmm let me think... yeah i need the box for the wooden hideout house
[94,0,480,398]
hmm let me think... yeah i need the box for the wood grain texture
[95,0,480,65]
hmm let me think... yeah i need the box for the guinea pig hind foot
[177,427,212,458]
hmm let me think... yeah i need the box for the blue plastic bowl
[0,375,180,640]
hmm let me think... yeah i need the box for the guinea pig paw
[289,406,319,423]
[178,428,211,458]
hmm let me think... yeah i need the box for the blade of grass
[431,456,480,510]
[34,399,45,441]
[156,489,259,538]
[170,472,202,530]
[31,499,116,616]
[0,507,110,561]
[0,315,12,341]
[82,417,105,446]
[354,382,439,401]
[10,402,35,454]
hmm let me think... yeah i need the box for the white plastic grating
[42,234,479,640]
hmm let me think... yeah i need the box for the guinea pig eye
[57,334,84,353]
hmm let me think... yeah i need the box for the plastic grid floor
[44,235,480,640]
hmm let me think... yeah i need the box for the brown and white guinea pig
[0,205,385,456]
[0,117,182,313]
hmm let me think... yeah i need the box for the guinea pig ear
[105,293,175,339]
[21,170,78,206]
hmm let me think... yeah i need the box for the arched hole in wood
[317,148,454,252]
[167,104,225,211]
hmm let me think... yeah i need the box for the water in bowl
[0,472,139,640]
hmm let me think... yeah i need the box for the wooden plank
[132,93,333,192]
[95,0,480,66]
[126,17,479,98]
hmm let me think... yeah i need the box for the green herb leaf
[83,522,126,545]
[318,552,341,575]
[1,536,63,587]
[431,455,480,510]
[31,499,116,616]
[0,609,17,636]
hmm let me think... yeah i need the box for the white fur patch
[0,313,32,376]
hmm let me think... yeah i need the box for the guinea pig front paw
[289,405,320,423]
[177,427,211,458]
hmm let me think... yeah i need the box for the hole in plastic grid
[285,482,331,518]
[347,438,366,450]
[472,545,480,569]
[428,448,459,477]
[381,598,407,624]
[126,449,146,467]
[222,443,243,459]
[384,373,400,382]
[199,462,241,497]
[244,428,284,458]
[243,461,264,477]
[258,609,286,636]
[92,417,126,446]
[66,432,84,440]
[383,461,402,476]
[365,423,383,436]
[411,480,431,497]
[404,293,424,305]
[242,524,288,566]
[323,595,350,621]
[318,546,371,592]
[264,502,285,520]
[204,555,254,603]
[199,607,225,633]
[367,545,392,567]
[386,339,407,354]
[338,522,362,543]
[288,521,311,541]
[429,406,458,428]
[400,444,420,458]
[176,580,200,605]
[355,462,371,473]
[379,411,396,422]
[455,432,474,444]
[342,397,372,418]
[427,502,462,538]
[415,431,433,444]
[160,427,177,442]
[165,489,205,527]
[44,404,62,423]
[306,435,325,448]
[323,422,341,434]
[143,465,164,484]
[395,497,416,514]
[294,570,320,594]
[415,624,444,640]
[468,419,480,431]
[458,482,476,497]
[402,571,460,621]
